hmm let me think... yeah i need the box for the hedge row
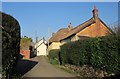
[48,49,60,65]
[60,35,120,73]
[1,12,20,78]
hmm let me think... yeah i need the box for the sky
[1,0,120,2]
[2,2,118,42]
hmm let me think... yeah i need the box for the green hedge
[60,35,120,73]
[48,49,60,65]
[1,12,20,78]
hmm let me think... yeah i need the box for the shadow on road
[15,59,38,75]
[30,51,36,58]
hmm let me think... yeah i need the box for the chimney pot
[68,22,73,31]
[52,33,55,36]
[92,5,98,19]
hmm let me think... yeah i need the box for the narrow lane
[23,56,76,77]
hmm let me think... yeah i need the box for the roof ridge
[60,17,95,40]
[73,17,94,30]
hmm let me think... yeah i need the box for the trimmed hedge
[1,12,20,78]
[60,35,120,73]
[48,49,60,65]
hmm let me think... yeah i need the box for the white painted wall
[34,40,43,49]
[71,34,79,41]
[48,42,61,51]
[34,39,47,56]
[37,43,47,56]
[61,38,71,45]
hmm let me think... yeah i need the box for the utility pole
[48,27,49,48]
[35,31,38,43]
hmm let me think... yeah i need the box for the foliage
[48,49,60,65]
[1,12,20,78]
[116,26,120,36]
[110,21,120,36]
[60,35,120,74]
[20,36,32,50]
[21,36,32,42]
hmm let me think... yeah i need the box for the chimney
[68,22,73,31]
[52,33,55,36]
[36,36,38,43]
[42,37,45,42]
[92,5,98,19]
[92,5,101,36]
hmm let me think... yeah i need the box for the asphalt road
[23,56,76,77]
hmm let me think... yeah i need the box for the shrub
[60,35,120,74]
[48,49,60,65]
[1,12,20,78]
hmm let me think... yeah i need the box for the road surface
[22,56,76,77]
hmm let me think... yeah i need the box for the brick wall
[20,50,30,59]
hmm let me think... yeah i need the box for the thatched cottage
[48,6,114,51]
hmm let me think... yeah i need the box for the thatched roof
[61,18,95,40]
[49,28,69,43]
[49,17,95,43]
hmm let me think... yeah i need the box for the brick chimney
[68,22,73,31]
[52,33,55,36]
[92,5,101,36]
[42,37,45,42]
[92,5,98,19]
[36,36,38,43]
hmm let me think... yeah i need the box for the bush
[48,49,60,65]
[1,12,20,78]
[60,35,120,74]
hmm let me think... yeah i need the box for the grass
[47,57,104,79]
[56,65,78,75]
[47,57,79,76]
[49,59,59,65]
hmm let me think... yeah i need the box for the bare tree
[108,20,120,36]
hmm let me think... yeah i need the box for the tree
[109,20,120,36]
[20,36,33,50]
